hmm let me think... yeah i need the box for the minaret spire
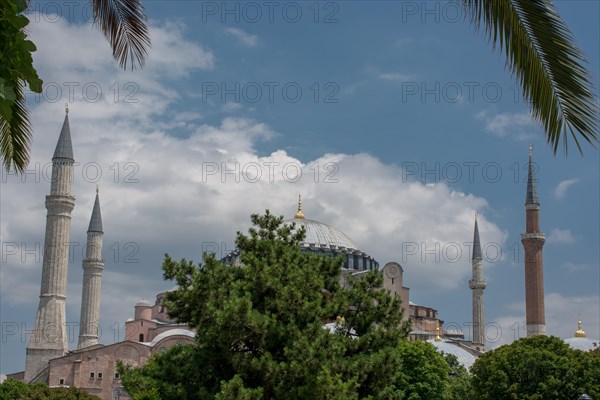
[526,145,539,205]
[294,194,305,219]
[26,109,76,381]
[78,190,105,349]
[469,212,486,346]
[521,146,546,337]
[575,315,586,338]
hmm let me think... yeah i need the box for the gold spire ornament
[575,315,586,338]
[435,320,442,342]
[65,103,69,114]
[294,195,305,219]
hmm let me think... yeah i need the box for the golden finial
[65,103,69,114]
[529,144,533,157]
[435,320,442,342]
[294,194,305,219]
[96,185,99,195]
[575,314,586,338]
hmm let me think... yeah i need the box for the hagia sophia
[6,112,598,400]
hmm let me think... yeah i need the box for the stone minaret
[77,188,104,349]
[25,110,75,381]
[469,213,486,346]
[521,145,546,337]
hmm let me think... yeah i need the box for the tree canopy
[471,335,600,399]
[120,211,467,399]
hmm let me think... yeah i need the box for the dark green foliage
[471,335,600,399]
[393,340,451,400]
[122,211,473,399]
[0,379,100,399]
[443,353,472,400]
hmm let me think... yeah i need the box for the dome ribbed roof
[564,337,599,352]
[427,339,477,369]
[148,329,195,346]
[286,217,358,251]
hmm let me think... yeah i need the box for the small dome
[427,339,477,369]
[149,329,195,347]
[564,337,600,352]
[135,300,151,307]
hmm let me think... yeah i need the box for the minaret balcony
[469,279,487,290]
[521,233,545,240]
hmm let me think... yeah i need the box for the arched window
[139,333,144,342]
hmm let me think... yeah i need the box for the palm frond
[462,0,598,154]
[92,0,150,69]
[0,83,31,173]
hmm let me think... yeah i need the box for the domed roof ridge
[285,216,359,251]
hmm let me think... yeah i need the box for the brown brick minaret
[521,146,546,337]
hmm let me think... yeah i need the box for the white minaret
[25,109,75,382]
[469,212,486,347]
[77,188,104,349]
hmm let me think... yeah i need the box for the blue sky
[1,1,598,375]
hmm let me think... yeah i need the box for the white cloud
[554,178,578,200]
[476,111,535,139]
[224,27,259,47]
[378,72,415,82]
[394,38,414,48]
[547,228,576,244]
[1,14,509,369]
[562,261,595,273]
[489,293,600,349]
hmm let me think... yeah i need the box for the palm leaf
[462,0,598,154]
[91,0,150,69]
[0,83,31,173]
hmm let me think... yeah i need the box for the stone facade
[48,334,195,400]
[48,294,195,400]
[408,303,443,341]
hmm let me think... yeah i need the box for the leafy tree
[393,340,452,400]
[0,0,42,173]
[442,353,472,400]
[123,211,449,399]
[0,379,100,399]
[471,335,600,399]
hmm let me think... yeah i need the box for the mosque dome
[284,196,378,271]
[286,217,359,251]
[427,339,477,369]
[564,317,600,352]
[135,300,151,307]
[565,337,599,352]
[222,196,378,271]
